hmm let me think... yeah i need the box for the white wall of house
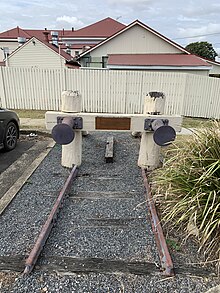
[168,69,208,75]
[89,25,183,58]
[0,50,3,61]
[0,41,19,61]
[106,68,209,76]
[6,38,66,69]
[150,69,208,75]
[207,62,220,75]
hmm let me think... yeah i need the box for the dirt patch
[0,272,19,292]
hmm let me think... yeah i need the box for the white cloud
[0,0,220,52]
[178,23,220,39]
[177,16,198,22]
[56,16,84,29]
[108,0,152,8]
[184,2,220,17]
[109,0,150,3]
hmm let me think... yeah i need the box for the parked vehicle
[0,108,20,151]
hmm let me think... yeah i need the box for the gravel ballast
[0,132,219,292]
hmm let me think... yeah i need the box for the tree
[185,41,217,61]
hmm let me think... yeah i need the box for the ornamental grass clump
[153,120,220,265]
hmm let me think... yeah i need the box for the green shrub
[153,121,220,265]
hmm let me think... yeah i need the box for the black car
[0,108,20,151]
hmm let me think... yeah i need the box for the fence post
[0,67,7,108]
[61,90,82,168]
[138,92,165,170]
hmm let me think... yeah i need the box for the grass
[11,109,46,119]
[166,239,181,251]
[152,120,220,268]
[182,117,214,129]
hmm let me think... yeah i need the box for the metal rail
[23,165,78,275]
[141,168,174,276]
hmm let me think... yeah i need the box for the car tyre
[3,122,18,151]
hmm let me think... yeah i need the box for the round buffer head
[52,123,75,145]
[153,125,176,146]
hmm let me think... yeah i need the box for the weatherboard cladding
[79,20,189,59]
[7,38,67,69]
[86,25,183,60]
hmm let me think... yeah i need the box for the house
[203,58,220,77]
[5,36,80,69]
[78,20,214,76]
[2,17,220,76]
[0,18,125,61]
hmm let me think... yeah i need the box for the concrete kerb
[20,118,50,135]
[20,118,46,129]
[0,139,55,215]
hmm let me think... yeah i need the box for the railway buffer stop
[23,90,182,275]
[45,90,182,170]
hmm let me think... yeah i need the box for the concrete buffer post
[138,92,167,170]
[61,90,82,168]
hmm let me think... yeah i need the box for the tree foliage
[185,41,217,61]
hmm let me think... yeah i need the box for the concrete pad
[205,285,220,293]
[178,127,193,135]
[20,118,46,130]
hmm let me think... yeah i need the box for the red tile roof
[63,17,125,38]
[0,18,125,40]
[0,27,31,39]
[39,38,73,60]
[107,54,210,67]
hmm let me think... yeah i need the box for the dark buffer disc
[52,123,75,145]
[153,125,176,146]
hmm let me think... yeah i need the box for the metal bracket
[144,118,169,131]
[57,116,83,129]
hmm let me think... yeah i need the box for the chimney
[17,37,26,46]
[43,31,50,43]
[51,31,59,46]
[72,27,74,32]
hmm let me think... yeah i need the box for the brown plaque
[95,117,131,130]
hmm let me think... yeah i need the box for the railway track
[0,133,218,292]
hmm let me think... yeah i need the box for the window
[102,56,108,68]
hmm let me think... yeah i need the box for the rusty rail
[23,165,78,275]
[141,168,174,276]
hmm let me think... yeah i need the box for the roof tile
[107,54,210,67]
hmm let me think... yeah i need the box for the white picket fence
[0,67,219,118]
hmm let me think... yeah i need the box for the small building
[78,20,212,76]
[5,36,80,69]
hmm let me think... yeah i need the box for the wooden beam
[46,111,182,133]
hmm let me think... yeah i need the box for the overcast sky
[1,0,220,56]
